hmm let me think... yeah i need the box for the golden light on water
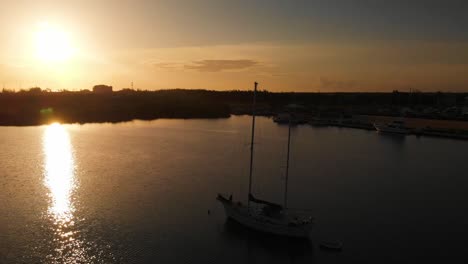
[43,123,89,262]
[43,122,75,223]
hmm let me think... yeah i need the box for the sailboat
[217,82,314,238]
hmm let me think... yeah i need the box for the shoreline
[1,89,468,141]
[3,114,468,141]
[274,114,468,140]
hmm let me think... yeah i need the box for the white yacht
[217,82,314,238]
[373,120,411,134]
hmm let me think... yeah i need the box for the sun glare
[35,22,75,63]
[43,122,75,222]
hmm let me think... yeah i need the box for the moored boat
[373,120,411,134]
[217,194,313,238]
[217,82,314,238]
[273,113,306,125]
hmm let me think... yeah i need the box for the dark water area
[1,116,467,263]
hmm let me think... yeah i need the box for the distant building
[93,85,113,93]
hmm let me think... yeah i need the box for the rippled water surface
[1,116,467,263]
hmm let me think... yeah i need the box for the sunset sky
[1,0,467,92]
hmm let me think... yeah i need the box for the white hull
[374,123,410,134]
[217,196,313,238]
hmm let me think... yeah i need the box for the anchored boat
[217,82,314,238]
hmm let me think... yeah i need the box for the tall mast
[248,82,258,210]
[284,113,292,209]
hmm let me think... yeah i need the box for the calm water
[1,116,467,263]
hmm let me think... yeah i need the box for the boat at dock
[273,113,306,125]
[217,82,314,238]
[308,118,332,127]
[373,120,411,134]
[273,113,290,124]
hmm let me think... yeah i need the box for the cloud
[149,59,259,73]
[184,59,258,72]
[152,62,182,70]
[152,63,175,69]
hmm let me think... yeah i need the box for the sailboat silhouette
[217,82,314,238]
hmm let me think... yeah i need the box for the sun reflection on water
[44,123,75,223]
[43,123,87,262]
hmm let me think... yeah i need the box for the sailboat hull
[217,195,313,238]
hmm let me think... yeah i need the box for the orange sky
[1,0,467,92]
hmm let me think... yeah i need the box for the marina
[274,113,468,139]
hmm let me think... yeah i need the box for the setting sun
[1,1,468,263]
[35,22,75,63]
